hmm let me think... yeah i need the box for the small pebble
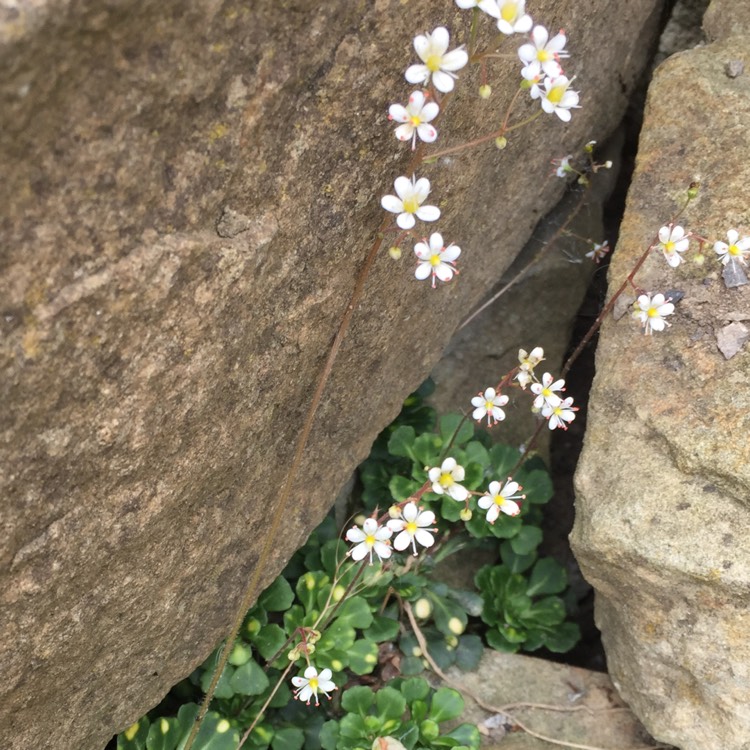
[725,60,744,78]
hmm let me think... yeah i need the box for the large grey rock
[0,1,664,747]
[571,2,750,747]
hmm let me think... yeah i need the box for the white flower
[518,26,568,80]
[291,665,337,706]
[414,233,461,288]
[405,27,469,94]
[657,225,689,268]
[631,293,675,335]
[471,387,509,426]
[585,241,610,264]
[542,396,578,430]
[381,175,440,230]
[478,479,524,523]
[428,457,469,502]
[389,91,439,150]
[530,75,580,122]
[387,502,437,556]
[515,346,544,389]
[496,0,533,35]
[455,0,501,19]
[530,372,565,410]
[553,155,573,177]
[346,517,393,564]
[714,229,750,267]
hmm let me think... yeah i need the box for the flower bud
[479,84,492,99]
[388,504,401,519]
[584,140,596,153]
[287,646,301,661]
[414,598,432,619]
[448,617,466,635]
[495,136,508,150]
[459,508,472,522]
[604,160,613,169]
[687,181,700,200]
[388,246,402,260]
[306,629,322,644]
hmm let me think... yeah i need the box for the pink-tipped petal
[389,104,409,122]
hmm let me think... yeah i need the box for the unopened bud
[388,246,402,260]
[604,160,613,169]
[479,84,492,99]
[306,629,322,644]
[495,136,508,150]
[414,598,432,619]
[288,647,301,661]
[577,175,589,186]
[459,508,472,522]
[687,181,700,200]
[388,505,401,519]
[584,140,596,153]
[693,253,705,266]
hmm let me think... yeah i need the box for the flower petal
[415,205,441,222]
[405,64,429,84]
[440,48,469,71]
[432,70,455,93]
[397,212,416,230]
[394,176,413,200]
[430,26,451,55]
[381,195,403,213]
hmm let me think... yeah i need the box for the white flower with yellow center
[405,27,469,94]
[531,75,580,122]
[346,517,392,564]
[455,0,501,19]
[381,175,440,230]
[631,293,674,335]
[478,479,524,523]
[496,0,533,35]
[657,225,689,268]
[291,665,337,706]
[530,372,565,410]
[414,232,461,288]
[389,91,440,150]
[471,387,509,426]
[542,396,578,430]
[515,346,544,389]
[714,229,750,267]
[387,502,437,556]
[428,457,469,502]
[518,25,568,80]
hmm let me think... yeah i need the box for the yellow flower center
[439,472,455,488]
[309,677,319,690]
[426,53,442,72]
[430,253,441,267]
[537,49,551,62]
[484,400,494,410]
[665,241,675,252]
[406,521,418,534]
[494,494,506,506]
[402,197,419,214]
[410,115,422,126]
[365,534,376,547]
[501,3,517,22]
[647,307,659,318]
[542,387,552,397]
[729,244,740,256]
[546,84,566,104]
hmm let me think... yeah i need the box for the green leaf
[486,628,520,653]
[388,425,417,458]
[258,576,295,612]
[510,525,543,555]
[335,595,373,629]
[348,638,379,675]
[230,659,269,695]
[253,624,287,662]
[319,721,339,750]
[271,727,305,750]
[542,622,581,653]
[399,655,424,675]
[319,618,356,653]
[376,686,407,720]
[500,541,537,573]
[487,513,523,539]
[526,596,566,626]
[117,717,150,750]
[419,719,440,742]
[200,663,235,699]
[527,557,567,596]
[227,641,253,667]
[296,571,329,614]
[400,677,430,703]
[390,474,420,502]
[397,723,420,750]
[175,708,239,750]
[455,635,483,671]
[410,699,428,723]
[428,592,467,637]
[146,716,179,750]
[365,614,400,643]
[428,687,464,723]
[283,604,306,633]
[341,685,375,714]
[446,723,481,750]
[446,587,483,617]
[516,467,553,505]
[412,432,442,466]
[463,441,490,468]
[439,414,475,448]
[488,443,520,478]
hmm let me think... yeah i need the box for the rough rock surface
[571,2,750,748]
[448,650,661,749]
[0,1,664,747]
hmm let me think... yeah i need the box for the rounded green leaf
[348,638,379,675]
[527,557,567,596]
[455,635,483,672]
[510,525,543,556]
[319,721,339,750]
[117,717,149,750]
[341,685,375,714]
[399,677,430,704]
[146,716,179,750]
[376,686,407,721]
[230,659,270,696]
[388,425,417,458]
[365,614,400,643]
[227,641,253,666]
[271,727,305,750]
[438,414,475,448]
[252,623,288,662]
[335,595,374,629]
[428,687,464,723]
[419,719,439,742]
[258,576,295,612]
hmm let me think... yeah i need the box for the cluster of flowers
[632,225,750,335]
[471,346,578,431]
[380,2,582,289]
